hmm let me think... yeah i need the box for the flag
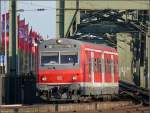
[32,31,41,44]
[1,14,5,48]
[18,19,25,49]
[6,13,9,37]
[29,27,32,44]
[18,19,25,39]
[31,31,38,53]
[1,13,9,48]
[24,24,29,52]
[28,27,33,52]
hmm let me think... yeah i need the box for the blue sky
[1,1,56,39]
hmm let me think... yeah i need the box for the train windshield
[60,52,78,64]
[41,52,59,65]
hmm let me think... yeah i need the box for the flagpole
[23,18,25,74]
[17,15,19,75]
[30,27,32,72]
[0,0,2,105]
[4,13,7,74]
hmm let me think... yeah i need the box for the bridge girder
[65,0,149,10]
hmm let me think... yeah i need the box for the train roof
[40,38,117,52]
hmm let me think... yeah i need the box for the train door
[94,52,102,83]
[114,55,119,83]
[91,51,94,84]
[111,55,115,84]
[84,50,94,95]
[104,53,112,82]
[85,50,94,83]
[101,53,105,83]
[84,50,91,83]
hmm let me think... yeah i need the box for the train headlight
[56,39,62,44]
[72,75,77,80]
[41,76,47,81]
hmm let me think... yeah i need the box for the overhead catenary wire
[19,1,56,10]
[16,8,48,12]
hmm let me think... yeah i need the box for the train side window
[114,61,116,73]
[101,58,105,74]
[94,58,96,72]
[107,60,109,73]
[94,58,98,72]
[94,59,96,72]
[114,60,118,73]
[107,59,109,73]
[105,59,107,73]
[88,58,91,74]
[108,60,111,73]
[85,51,88,65]
[98,58,101,72]
[117,61,119,73]
[105,59,110,73]
[110,60,114,72]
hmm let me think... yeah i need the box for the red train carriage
[37,38,119,101]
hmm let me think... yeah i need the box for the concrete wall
[117,33,133,83]
[146,23,150,89]
[64,1,80,37]
[78,1,149,10]
[117,32,149,89]
[56,1,80,38]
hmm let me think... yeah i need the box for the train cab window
[41,52,59,65]
[60,52,78,64]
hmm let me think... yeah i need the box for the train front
[37,39,81,100]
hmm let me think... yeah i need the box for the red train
[37,38,119,101]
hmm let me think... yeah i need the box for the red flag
[1,14,5,48]
[31,31,35,53]
[18,19,25,50]
[29,27,32,44]
[6,13,9,37]
[1,13,9,49]
[24,24,29,52]
[28,27,33,52]
[18,19,25,39]
[32,46,36,53]
[17,15,20,49]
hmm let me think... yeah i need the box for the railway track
[0,101,133,113]
[0,101,149,113]
[119,80,150,105]
[112,103,150,113]
[0,81,149,113]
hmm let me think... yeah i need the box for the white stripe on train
[38,82,118,87]
[85,48,118,55]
